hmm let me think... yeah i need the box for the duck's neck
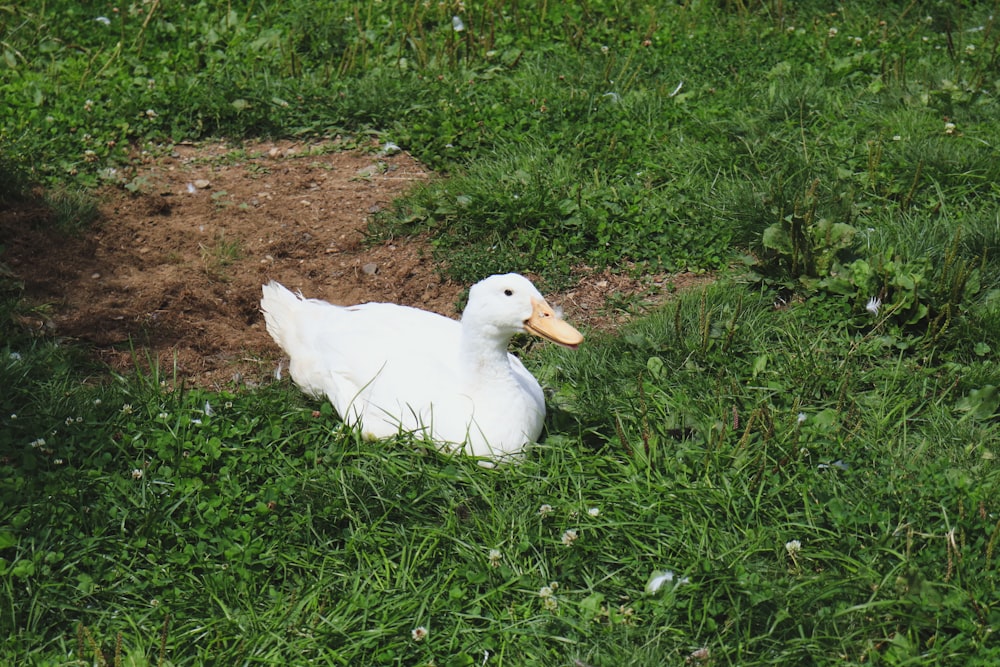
[458,320,516,385]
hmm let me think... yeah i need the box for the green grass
[3,1,1000,665]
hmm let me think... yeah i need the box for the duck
[260,273,583,463]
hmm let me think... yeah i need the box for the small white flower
[54,458,64,465]
[645,570,690,595]
[145,109,158,118]
[158,412,169,420]
[600,45,609,54]
[411,626,428,642]
[9,351,22,361]
[866,296,881,316]
[538,504,554,518]
[452,15,465,32]
[131,469,144,480]
[95,16,111,25]
[93,399,101,406]
[785,540,802,555]
[539,585,554,598]
[797,412,807,424]
[892,134,902,141]
[561,529,578,546]
[587,507,600,517]
[852,36,863,46]
[30,438,46,449]
[488,549,502,568]
[828,27,838,38]
[965,44,976,54]
[65,417,75,426]
[944,122,956,135]
[121,404,133,415]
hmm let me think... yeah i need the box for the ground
[1,139,708,388]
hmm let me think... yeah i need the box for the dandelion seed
[538,503,554,518]
[587,507,600,517]
[381,141,401,155]
[95,16,111,25]
[797,412,807,424]
[186,183,196,194]
[411,626,428,642]
[866,296,881,316]
[561,529,578,546]
[488,549,502,568]
[785,540,801,555]
[452,15,465,32]
[131,468,144,480]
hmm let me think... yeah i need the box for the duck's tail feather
[260,280,304,355]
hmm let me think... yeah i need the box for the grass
[3,1,1000,665]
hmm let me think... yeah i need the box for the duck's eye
[504,289,513,296]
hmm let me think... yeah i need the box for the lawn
[2,1,1000,665]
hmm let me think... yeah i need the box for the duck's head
[464,273,584,350]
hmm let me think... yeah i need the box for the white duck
[260,273,583,463]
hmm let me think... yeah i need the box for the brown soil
[1,139,709,389]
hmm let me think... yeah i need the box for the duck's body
[260,274,582,463]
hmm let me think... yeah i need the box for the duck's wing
[262,284,464,432]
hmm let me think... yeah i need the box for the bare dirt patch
[2,139,710,388]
